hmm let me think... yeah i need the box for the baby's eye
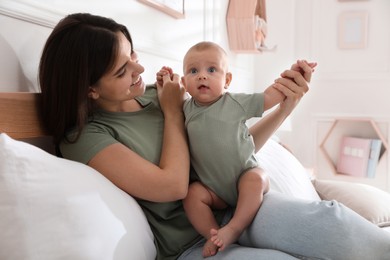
[190,68,198,74]
[208,67,216,73]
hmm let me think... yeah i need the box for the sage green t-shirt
[60,85,224,259]
[183,92,264,206]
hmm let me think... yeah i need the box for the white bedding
[1,133,389,259]
[0,134,156,260]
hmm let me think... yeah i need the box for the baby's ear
[181,76,187,90]
[224,72,232,89]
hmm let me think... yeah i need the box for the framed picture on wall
[138,0,185,19]
[338,11,368,49]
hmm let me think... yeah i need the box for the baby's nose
[198,74,207,80]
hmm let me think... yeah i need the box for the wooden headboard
[0,92,48,139]
[0,92,55,153]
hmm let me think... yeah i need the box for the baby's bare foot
[210,226,241,252]
[202,239,219,258]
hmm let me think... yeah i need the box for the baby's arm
[262,82,285,111]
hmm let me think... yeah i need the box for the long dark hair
[39,13,133,145]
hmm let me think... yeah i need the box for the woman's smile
[131,77,142,87]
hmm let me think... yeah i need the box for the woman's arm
[89,74,190,202]
[250,61,314,152]
[250,107,288,153]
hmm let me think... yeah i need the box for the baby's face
[182,48,230,106]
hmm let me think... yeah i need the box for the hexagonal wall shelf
[319,118,389,175]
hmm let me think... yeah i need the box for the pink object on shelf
[336,136,371,177]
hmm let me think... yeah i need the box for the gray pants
[179,191,390,260]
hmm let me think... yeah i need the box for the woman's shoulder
[141,83,157,97]
[145,83,157,92]
[60,120,117,163]
[135,84,158,106]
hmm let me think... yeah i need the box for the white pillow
[0,133,156,260]
[256,139,321,201]
[313,179,390,227]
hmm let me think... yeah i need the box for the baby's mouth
[198,85,209,89]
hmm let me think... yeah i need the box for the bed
[1,92,389,260]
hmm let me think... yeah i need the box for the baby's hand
[291,60,317,82]
[156,66,173,87]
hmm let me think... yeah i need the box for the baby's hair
[187,41,227,56]
[183,41,229,72]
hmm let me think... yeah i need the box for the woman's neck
[97,99,143,112]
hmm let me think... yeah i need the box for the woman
[39,13,390,260]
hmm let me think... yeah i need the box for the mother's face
[88,32,146,111]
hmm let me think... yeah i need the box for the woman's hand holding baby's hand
[156,66,173,87]
[272,60,317,116]
[157,69,186,117]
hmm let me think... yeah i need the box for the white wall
[0,0,207,91]
[291,0,390,191]
[291,0,390,162]
[0,0,255,93]
[1,0,390,190]
[0,14,50,92]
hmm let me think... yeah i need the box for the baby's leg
[211,168,269,252]
[183,182,228,257]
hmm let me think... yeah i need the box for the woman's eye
[118,69,126,78]
[208,67,216,73]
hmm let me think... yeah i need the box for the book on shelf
[366,139,382,178]
[336,136,382,178]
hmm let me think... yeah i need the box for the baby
[157,41,316,257]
